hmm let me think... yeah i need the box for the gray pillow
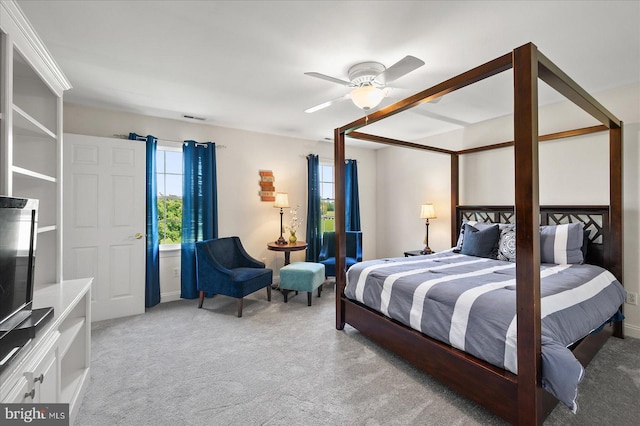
[454,220,477,251]
[540,222,585,264]
[460,223,500,259]
[454,220,504,251]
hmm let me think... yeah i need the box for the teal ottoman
[279,262,325,306]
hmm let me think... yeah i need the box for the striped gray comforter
[345,251,626,412]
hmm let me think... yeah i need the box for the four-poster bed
[332,43,624,425]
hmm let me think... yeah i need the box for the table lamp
[274,193,290,245]
[420,203,437,254]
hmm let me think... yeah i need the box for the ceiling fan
[304,55,425,113]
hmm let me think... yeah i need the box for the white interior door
[63,134,146,321]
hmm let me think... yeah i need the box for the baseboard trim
[623,323,640,339]
[161,291,181,303]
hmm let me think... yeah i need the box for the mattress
[345,251,626,412]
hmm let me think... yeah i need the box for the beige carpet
[76,284,639,425]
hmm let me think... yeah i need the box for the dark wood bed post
[451,153,459,247]
[335,127,346,330]
[610,125,624,338]
[513,43,542,426]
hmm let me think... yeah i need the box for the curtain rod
[303,155,358,164]
[113,134,227,148]
[304,154,332,162]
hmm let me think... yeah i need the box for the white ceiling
[16,1,640,147]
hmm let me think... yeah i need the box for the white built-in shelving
[1,0,70,285]
[1,2,89,424]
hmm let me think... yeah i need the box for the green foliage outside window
[158,197,182,244]
[321,199,335,234]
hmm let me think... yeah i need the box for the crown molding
[0,0,71,95]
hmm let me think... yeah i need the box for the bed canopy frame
[332,43,623,425]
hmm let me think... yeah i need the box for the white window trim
[157,142,182,152]
[159,243,181,251]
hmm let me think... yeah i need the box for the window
[319,163,334,235]
[156,147,183,245]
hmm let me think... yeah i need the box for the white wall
[459,131,611,205]
[375,147,452,257]
[624,123,640,338]
[376,83,640,338]
[63,104,377,300]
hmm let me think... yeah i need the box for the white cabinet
[33,346,58,402]
[34,279,92,424]
[3,376,30,403]
[21,331,59,403]
[0,0,71,285]
[0,279,92,425]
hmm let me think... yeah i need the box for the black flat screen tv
[0,196,38,334]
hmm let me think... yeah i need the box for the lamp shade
[420,204,437,219]
[274,192,289,208]
[350,84,385,110]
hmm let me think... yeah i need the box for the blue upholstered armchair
[195,237,272,317]
[318,231,363,277]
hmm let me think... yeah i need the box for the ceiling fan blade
[410,107,468,126]
[304,94,350,113]
[304,72,352,87]
[375,55,425,84]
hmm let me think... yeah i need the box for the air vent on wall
[182,114,206,121]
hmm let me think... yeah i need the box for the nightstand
[404,250,425,257]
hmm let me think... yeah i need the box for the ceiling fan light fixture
[350,84,385,110]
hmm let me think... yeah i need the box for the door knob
[134,233,143,240]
